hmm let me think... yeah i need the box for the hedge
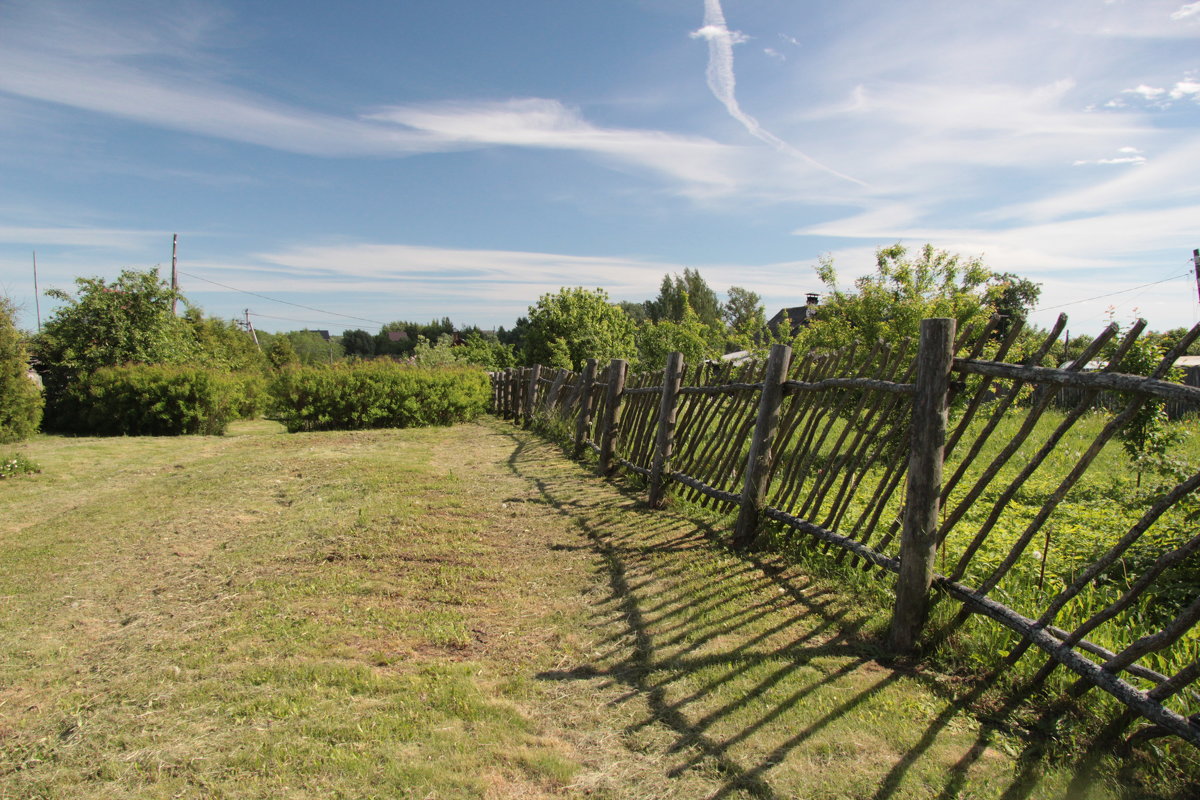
[62,365,266,436]
[269,361,490,433]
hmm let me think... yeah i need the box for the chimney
[806,293,819,306]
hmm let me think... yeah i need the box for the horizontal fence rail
[491,314,1200,749]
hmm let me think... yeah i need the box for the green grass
[1,418,1193,798]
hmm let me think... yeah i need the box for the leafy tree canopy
[722,286,767,351]
[797,244,1039,352]
[637,301,713,368]
[32,268,201,421]
[646,268,723,332]
[523,287,637,370]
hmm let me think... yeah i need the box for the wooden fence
[491,316,1200,748]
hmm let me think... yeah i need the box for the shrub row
[270,362,490,433]
[60,365,267,436]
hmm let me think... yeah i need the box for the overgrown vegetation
[0,297,42,443]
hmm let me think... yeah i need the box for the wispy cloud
[0,3,753,196]
[1171,2,1200,21]
[690,0,865,186]
[367,99,744,192]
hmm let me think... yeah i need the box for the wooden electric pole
[32,251,41,333]
[1193,249,1199,306]
[171,234,179,316]
[244,309,260,349]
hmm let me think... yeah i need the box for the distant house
[386,330,409,343]
[767,293,820,337]
[312,330,331,342]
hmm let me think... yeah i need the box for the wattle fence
[492,314,1200,749]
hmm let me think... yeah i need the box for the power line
[1034,270,1193,313]
[177,269,387,326]
[247,311,382,331]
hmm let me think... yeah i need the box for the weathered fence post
[574,359,598,457]
[649,351,686,508]
[732,343,792,548]
[498,369,509,417]
[516,368,528,422]
[888,317,956,654]
[523,365,541,426]
[597,358,628,476]
[542,368,567,414]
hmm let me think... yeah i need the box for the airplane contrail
[691,0,866,186]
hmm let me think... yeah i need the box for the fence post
[574,359,598,456]
[516,368,528,422]
[523,365,541,426]
[597,358,628,476]
[542,368,567,414]
[888,317,956,655]
[732,344,792,548]
[496,369,506,419]
[649,351,686,508]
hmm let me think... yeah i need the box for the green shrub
[63,365,255,436]
[0,297,43,443]
[269,362,490,433]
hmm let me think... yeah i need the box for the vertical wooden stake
[597,359,628,475]
[501,368,512,418]
[574,359,598,456]
[543,368,567,414]
[524,365,541,426]
[888,317,956,655]
[733,344,792,548]
[649,352,686,508]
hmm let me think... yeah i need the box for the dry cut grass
[0,418,1177,798]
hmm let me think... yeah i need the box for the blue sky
[2,0,1199,337]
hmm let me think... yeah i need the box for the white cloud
[763,48,785,62]
[1169,79,1200,99]
[1124,84,1166,99]
[1170,2,1200,21]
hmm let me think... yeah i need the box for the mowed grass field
[0,418,1186,798]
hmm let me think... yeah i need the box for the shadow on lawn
[496,426,1178,800]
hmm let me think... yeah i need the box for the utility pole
[243,309,260,349]
[171,234,179,316]
[1193,249,1200,306]
[32,251,41,333]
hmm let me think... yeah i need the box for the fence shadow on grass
[495,425,1177,799]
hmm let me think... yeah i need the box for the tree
[0,297,43,442]
[985,273,1042,340]
[265,335,300,369]
[341,329,376,357]
[722,286,767,350]
[799,244,1032,352]
[32,268,198,427]
[285,330,343,365]
[646,268,723,331]
[523,287,637,370]
[637,301,713,368]
[182,310,266,372]
[455,331,515,370]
